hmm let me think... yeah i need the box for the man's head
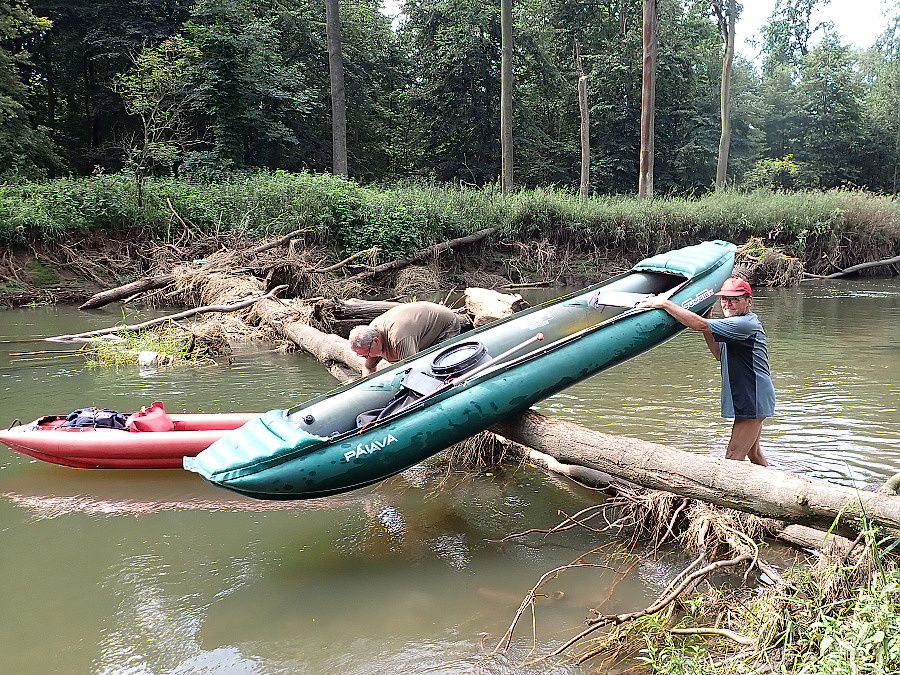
[715,277,752,317]
[349,325,382,360]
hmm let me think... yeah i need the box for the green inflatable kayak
[185,240,736,499]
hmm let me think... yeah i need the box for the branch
[822,254,900,278]
[248,229,310,255]
[549,554,753,659]
[669,627,755,645]
[46,285,289,342]
[341,228,497,284]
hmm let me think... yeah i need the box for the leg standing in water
[637,277,775,467]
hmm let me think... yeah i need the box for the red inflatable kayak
[0,401,261,469]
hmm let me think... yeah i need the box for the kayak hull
[0,413,262,469]
[186,240,737,499]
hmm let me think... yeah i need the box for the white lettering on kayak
[681,288,714,310]
[343,434,399,462]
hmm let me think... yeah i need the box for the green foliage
[0,174,143,242]
[638,535,900,675]
[114,35,200,181]
[744,154,818,190]
[2,173,899,274]
[0,0,62,179]
[399,0,505,184]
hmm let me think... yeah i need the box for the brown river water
[0,279,898,674]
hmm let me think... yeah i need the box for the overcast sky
[737,0,893,59]
[379,0,893,60]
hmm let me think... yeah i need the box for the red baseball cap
[715,277,752,297]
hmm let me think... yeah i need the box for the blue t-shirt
[706,312,775,419]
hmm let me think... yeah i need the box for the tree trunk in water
[325,0,348,177]
[79,274,175,310]
[491,410,900,538]
[638,0,656,199]
[500,0,514,194]
[715,0,736,190]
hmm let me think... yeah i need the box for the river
[0,279,898,674]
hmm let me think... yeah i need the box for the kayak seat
[126,401,175,432]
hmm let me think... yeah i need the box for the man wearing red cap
[637,276,775,466]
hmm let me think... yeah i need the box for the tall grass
[2,172,898,271]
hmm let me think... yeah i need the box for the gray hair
[349,325,378,351]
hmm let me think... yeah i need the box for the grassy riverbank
[635,530,900,675]
[2,172,899,276]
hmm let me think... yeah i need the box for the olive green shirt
[371,302,461,362]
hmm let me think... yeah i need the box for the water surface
[0,279,897,673]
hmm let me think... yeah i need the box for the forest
[3,0,900,196]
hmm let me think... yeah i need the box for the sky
[736,0,894,60]
[381,0,894,59]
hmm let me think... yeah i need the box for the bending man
[349,301,462,376]
[637,277,775,466]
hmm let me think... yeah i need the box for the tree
[500,0,513,192]
[759,0,832,75]
[325,0,348,176]
[399,0,502,184]
[793,33,865,188]
[860,12,900,193]
[576,41,589,197]
[638,0,657,198]
[0,0,61,177]
[24,0,192,172]
[113,36,200,203]
[182,0,318,171]
[712,0,739,190]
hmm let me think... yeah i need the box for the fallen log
[314,298,401,322]
[803,253,900,280]
[491,410,900,538]
[341,227,498,284]
[78,274,176,310]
